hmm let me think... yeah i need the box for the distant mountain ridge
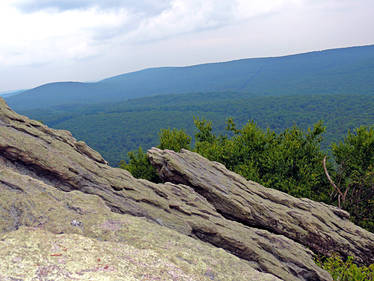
[0,89,25,98]
[6,44,374,110]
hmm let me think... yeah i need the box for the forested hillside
[19,92,374,166]
[6,44,374,110]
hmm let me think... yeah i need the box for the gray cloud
[16,0,171,15]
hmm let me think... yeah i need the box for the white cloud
[0,0,305,67]
[13,0,171,14]
[235,0,300,18]
[0,1,129,66]
[126,0,303,42]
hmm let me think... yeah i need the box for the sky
[0,0,373,92]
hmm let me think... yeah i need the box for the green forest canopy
[19,92,374,166]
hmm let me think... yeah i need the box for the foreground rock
[0,175,277,280]
[148,148,374,265]
[0,152,326,280]
[0,97,339,280]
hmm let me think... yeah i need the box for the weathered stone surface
[0,98,332,280]
[148,148,374,265]
[0,165,327,281]
[0,177,279,281]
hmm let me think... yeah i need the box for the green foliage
[331,126,374,231]
[21,92,374,166]
[159,128,191,152]
[120,129,191,181]
[119,147,160,183]
[194,119,330,200]
[316,255,374,281]
[194,117,216,144]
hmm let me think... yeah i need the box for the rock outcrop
[0,97,372,280]
[148,148,374,266]
[0,173,275,280]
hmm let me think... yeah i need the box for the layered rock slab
[0,173,278,281]
[0,98,331,280]
[148,148,374,265]
[0,164,327,281]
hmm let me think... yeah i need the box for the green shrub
[120,128,191,181]
[119,146,160,183]
[194,118,330,200]
[316,255,374,281]
[159,128,191,152]
[331,126,374,232]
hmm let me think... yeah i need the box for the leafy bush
[194,118,330,200]
[159,128,191,152]
[331,126,374,232]
[316,255,374,281]
[120,128,191,182]
[119,146,160,183]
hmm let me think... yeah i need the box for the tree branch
[323,156,343,208]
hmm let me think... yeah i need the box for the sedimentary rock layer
[0,169,278,281]
[148,147,374,265]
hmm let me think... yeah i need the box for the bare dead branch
[343,185,350,202]
[323,156,344,208]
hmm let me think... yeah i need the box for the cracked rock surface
[0,97,362,280]
[148,148,374,266]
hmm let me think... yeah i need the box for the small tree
[159,128,191,152]
[193,118,330,200]
[330,126,374,231]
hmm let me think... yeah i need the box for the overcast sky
[0,0,373,92]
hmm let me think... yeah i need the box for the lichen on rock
[1,227,280,281]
